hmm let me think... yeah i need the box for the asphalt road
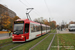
[57,29,75,34]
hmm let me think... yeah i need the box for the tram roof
[15,19,50,27]
[15,19,40,24]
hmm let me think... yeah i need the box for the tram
[12,19,50,42]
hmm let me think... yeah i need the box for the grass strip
[0,38,12,48]
[50,34,58,50]
[0,43,22,50]
[50,29,56,33]
[58,34,75,50]
[0,38,12,44]
[13,34,49,50]
[33,34,54,50]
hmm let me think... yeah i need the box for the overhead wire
[19,0,41,18]
[19,0,28,7]
[24,0,42,17]
[44,0,52,19]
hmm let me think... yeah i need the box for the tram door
[24,23,29,40]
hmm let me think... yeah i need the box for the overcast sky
[0,0,75,25]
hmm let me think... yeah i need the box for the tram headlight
[12,36,14,38]
[21,35,24,38]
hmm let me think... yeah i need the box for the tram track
[47,33,56,50]
[9,43,25,50]
[9,34,50,50]
[0,41,12,46]
[0,33,54,50]
[0,42,25,50]
[0,34,49,50]
[9,34,51,50]
[0,43,13,48]
[30,33,56,50]
[29,33,51,50]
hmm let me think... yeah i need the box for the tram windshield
[13,21,24,34]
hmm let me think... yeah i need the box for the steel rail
[9,43,25,50]
[29,33,51,50]
[0,41,12,46]
[0,43,13,48]
[47,33,56,50]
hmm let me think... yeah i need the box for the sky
[0,0,75,25]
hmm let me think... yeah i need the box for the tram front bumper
[12,37,25,42]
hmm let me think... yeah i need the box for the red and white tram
[12,19,50,42]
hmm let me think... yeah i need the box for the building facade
[0,4,16,31]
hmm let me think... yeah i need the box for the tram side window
[31,24,41,32]
[36,25,41,31]
[42,26,46,31]
[47,27,50,30]
[31,24,35,32]
[25,24,29,33]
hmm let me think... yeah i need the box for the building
[0,4,16,31]
[0,4,16,17]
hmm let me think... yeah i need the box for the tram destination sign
[14,21,24,24]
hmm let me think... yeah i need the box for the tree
[43,19,49,25]
[34,17,44,24]
[34,18,39,22]
[13,16,20,21]
[34,17,57,29]
[50,22,56,29]
[49,21,56,29]
[69,21,75,24]
[0,14,20,30]
[52,21,56,26]
[1,14,11,29]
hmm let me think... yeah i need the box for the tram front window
[14,24,24,34]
